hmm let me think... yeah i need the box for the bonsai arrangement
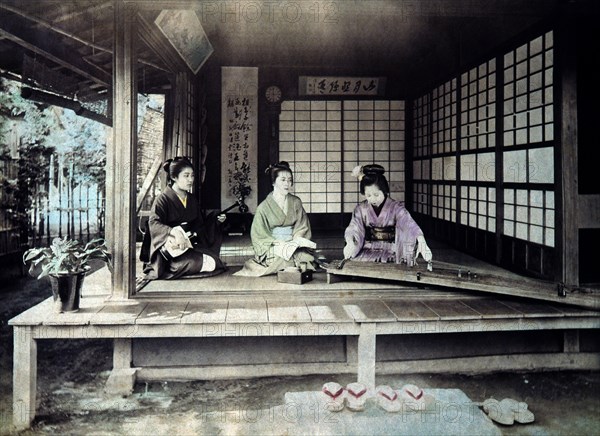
[23,237,112,312]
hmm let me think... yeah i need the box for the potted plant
[23,237,112,313]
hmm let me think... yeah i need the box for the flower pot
[49,271,86,313]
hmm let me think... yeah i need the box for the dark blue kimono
[142,186,225,280]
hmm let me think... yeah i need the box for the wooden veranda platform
[10,265,600,430]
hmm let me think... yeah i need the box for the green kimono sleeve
[291,197,312,241]
[250,204,276,260]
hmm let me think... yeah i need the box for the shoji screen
[279,101,342,213]
[502,31,555,247]
[410,29,556,279]
[412,94,431,215]
[432,79,457,223]
[342,101,406,210]
[459,59,497,234]
[279,100,405,214]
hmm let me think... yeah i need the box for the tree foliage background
[0,78,108,240]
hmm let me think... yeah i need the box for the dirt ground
[1,268,599,436]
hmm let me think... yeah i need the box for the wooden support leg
[357,323,376,390]
[105,338,137,396]
[13,326,37,431]
[327,272,346,284]
[113,337,133,369]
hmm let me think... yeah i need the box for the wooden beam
[21,87,112,126]
[135,352,600,381]
[557,12,579,287]
[52,1,113,24]
[0,10,111,86]
[108,0,137,299]
[125,1,214,10]
[0,2,168,73]
[376,352,600,374]
[137,362,356,381]
[0,2,112,55]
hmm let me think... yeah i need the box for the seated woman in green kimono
[142,157,226,280]
[235,161,317,277]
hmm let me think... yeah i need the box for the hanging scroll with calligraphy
[299,76,386,96]
[221,67,258,212]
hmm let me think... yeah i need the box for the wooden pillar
[12,327,37,430]
[108,0,137,299]
[557,12,578,287]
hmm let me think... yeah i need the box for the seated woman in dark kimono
[142,157,226,280]
[344,164,432,265]
[235,161,317,277]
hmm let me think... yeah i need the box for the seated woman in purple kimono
[344,164,432,265]
[142,157,226,280]
[235,161,317,277]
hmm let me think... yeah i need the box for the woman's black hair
[163,156,193,186]
[359,164,389,195]
[266,161,293,185]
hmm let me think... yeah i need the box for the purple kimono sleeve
[394,204,424,263]
[344,204,366,259]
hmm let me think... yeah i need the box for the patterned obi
[366,225,395,242]
[272,226,293,241]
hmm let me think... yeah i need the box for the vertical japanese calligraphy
[221,67,258,212]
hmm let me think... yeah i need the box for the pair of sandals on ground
[321,382,434,413]
[482,397,535,425]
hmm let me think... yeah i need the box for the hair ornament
[352,165,365,181]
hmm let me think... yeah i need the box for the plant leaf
[38,262,54,280]
[23,248,44,262]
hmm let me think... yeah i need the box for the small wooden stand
[277,269,313,285]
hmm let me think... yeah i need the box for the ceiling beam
[0,10,111,86]
[0,2,169,73]
[51,1,113,24]
[125,0,204,10]
[21,87,112,127]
